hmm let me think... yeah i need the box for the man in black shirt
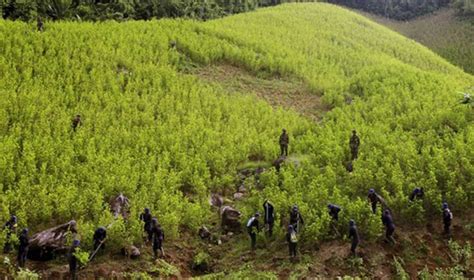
[279,129,289,157]
[289,205,304,232]
[409,187,424,201]
[368,189,380,214]
[348,220,359,255]
[3,215,17,253]
[140,208,153,242]
[151,218,165,259]
[263,200,275,237]
[17,228,29,268]
[93,226,107,251]
[349,130,360,160]
[382,210,396,244]
[442,202,453,236]
[246,213,260,251]
[69,240,80,280]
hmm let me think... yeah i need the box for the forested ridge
[1,0,473,21]
[0,0,314,21]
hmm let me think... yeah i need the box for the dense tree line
[328,0,451,20]
[453,0,474,17]
[0,0,313,21]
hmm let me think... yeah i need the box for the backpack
[247,217,256,234]
[445,209,453,220]
[290,231,298,243]
[247,217,255,228]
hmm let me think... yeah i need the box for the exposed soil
[194,64,330,121]
[1,198,473,279]
[204,216,474,279]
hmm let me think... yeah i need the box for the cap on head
[73,240,80,247]
[22,228,28,234]
[144,208,150,213]
[442,202,448,209]
[327,204,333,209]
[10,215,17,222]
[282,129,287,133]
[352,130,356,134]
[349,219,355,226]
[255,212,260,217]
[384,209,390,215]
[369,188,375,194]
[288,225,293,230]
[99,226,106,231]
[152,217,158,224]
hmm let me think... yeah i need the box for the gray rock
[233,192,244,200]
[220,206,241,233]
[209,193,224,208]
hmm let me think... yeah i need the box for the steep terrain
[0,3,473,278]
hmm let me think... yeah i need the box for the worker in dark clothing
[246,212,260,251]
[17,228,29,268]
[139,208,153,242]
[381,210,396,244]
[37,17,44,32]
[409,187,424,201]
[349,130,360,160]
[151,218,164,259]
[368,189,380,214]
[289,205,304,232]
[69,240,80,280]
[348,220,359,255]
[273,156,285,173]
[93,226,107,251]
[328,204,342,236]
[71,115,81,132]
[279,129,289,157]
[328,204,341,221]
[3,215,17,253]
[263,200,275,237]
[442,203,453,236]
[286,225,298,258]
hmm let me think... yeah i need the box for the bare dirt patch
[194,64,329,121]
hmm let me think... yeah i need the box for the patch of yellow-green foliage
[0,3,473,255]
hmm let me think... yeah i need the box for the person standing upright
[349,130,360,160]
[279,129,289,157]
[263,200,275,237]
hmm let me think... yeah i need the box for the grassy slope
[0,3,473,278]
[359,7,474,74]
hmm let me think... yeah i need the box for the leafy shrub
[393,257,410,280]
[448,240,472,269]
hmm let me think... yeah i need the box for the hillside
[0,3,473,278]
[360,7,474,74]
